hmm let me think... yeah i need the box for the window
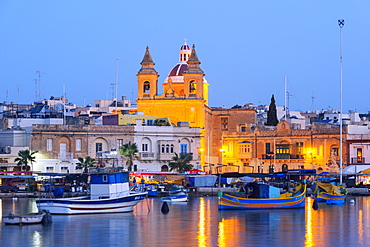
[357,148,363,163]
[170,144,174,153]
[265,143,271,154]
[118,139,123,148]
[317,146,321,156]
[161,144,165,153]
[221,117,228,131]
[228,142,233,152]
[277,144,290,154]
[76,139,82,152]
[61,167,68,171]
[332,147,339,156]
[96,143,103,153]
[142,143,148,152]
[296,142,303,154]
[103,175,108,182]
[144,81,150,93]
[46,167,54,171]
[47,139,53,151]
[166,144,169,153]
[180,144,188,154]
[190,80,196,93]
[239,144,251,153]
[240,125,246,132]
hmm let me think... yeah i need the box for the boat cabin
[90,172,130,200]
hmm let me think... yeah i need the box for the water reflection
[2,197,370,246]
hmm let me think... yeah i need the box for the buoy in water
[161,201,169,214]
[312,198,319,210]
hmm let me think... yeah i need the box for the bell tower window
[190,80,196,93]
[144,81,150,93]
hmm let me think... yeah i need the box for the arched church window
[144,81,150,93]
[170,144,174,153]
[190,80,196,93]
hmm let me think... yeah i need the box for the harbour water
[1,196,370,247]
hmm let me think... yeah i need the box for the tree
[119,141,140,171]
[266,94,279,126]
[76,156,97,173]
[168,153,193,174]
[14,149,38,171]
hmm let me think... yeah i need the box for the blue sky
[1,1,369,113]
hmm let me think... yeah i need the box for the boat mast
[284,75,287,122]
[338,19,344,185]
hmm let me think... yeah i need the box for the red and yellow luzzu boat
[218,183,306,210]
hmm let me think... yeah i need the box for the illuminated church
[136,41,212,167]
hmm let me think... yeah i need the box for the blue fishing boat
[312,182,347,204]
[36,172,147,214]
[218,183,306,210]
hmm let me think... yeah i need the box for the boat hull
[317,192,346,204]
[218,185,306,210]
[3,212,46,225]
[162,194,188,202]
[36,193,147,215]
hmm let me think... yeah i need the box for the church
[136,41,213,168]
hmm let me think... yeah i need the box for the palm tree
[119,141,139,171]
[14,149,38,171]
[169,153,193,174]
[76,156,97,173]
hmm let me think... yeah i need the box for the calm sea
[0,196,369,247]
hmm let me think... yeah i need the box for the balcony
[262,154,304,160]
[139,152,156,161]
[58,152,74,161]
[158,153,174,161]
[351,157,365,164]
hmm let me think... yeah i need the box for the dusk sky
[1,1,369,113]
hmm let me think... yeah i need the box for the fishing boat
[36,172,147,214]
[218,183,306,210]
[312,182,347,204]
[2,210,51,225]
[162,194,188,202]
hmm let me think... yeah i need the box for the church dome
[180,44,190,51]
[168,63,188,77]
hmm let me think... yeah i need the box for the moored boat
[312,182,347,204]
[36,172,147,214]
[218,183,306,210]
[2,210,51,225]
[161,194,188,202]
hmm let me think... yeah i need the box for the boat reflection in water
[2,197,370,246]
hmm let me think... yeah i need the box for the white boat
[2,210,51,225]
[36,172,147,215]
[162,194,188,202]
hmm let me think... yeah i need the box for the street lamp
[338,19,344,185]
[267,151,274,173]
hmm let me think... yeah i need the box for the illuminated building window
[296,142,303,154]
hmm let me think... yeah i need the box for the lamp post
[338,19,344,185]
[267,151,274,173]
